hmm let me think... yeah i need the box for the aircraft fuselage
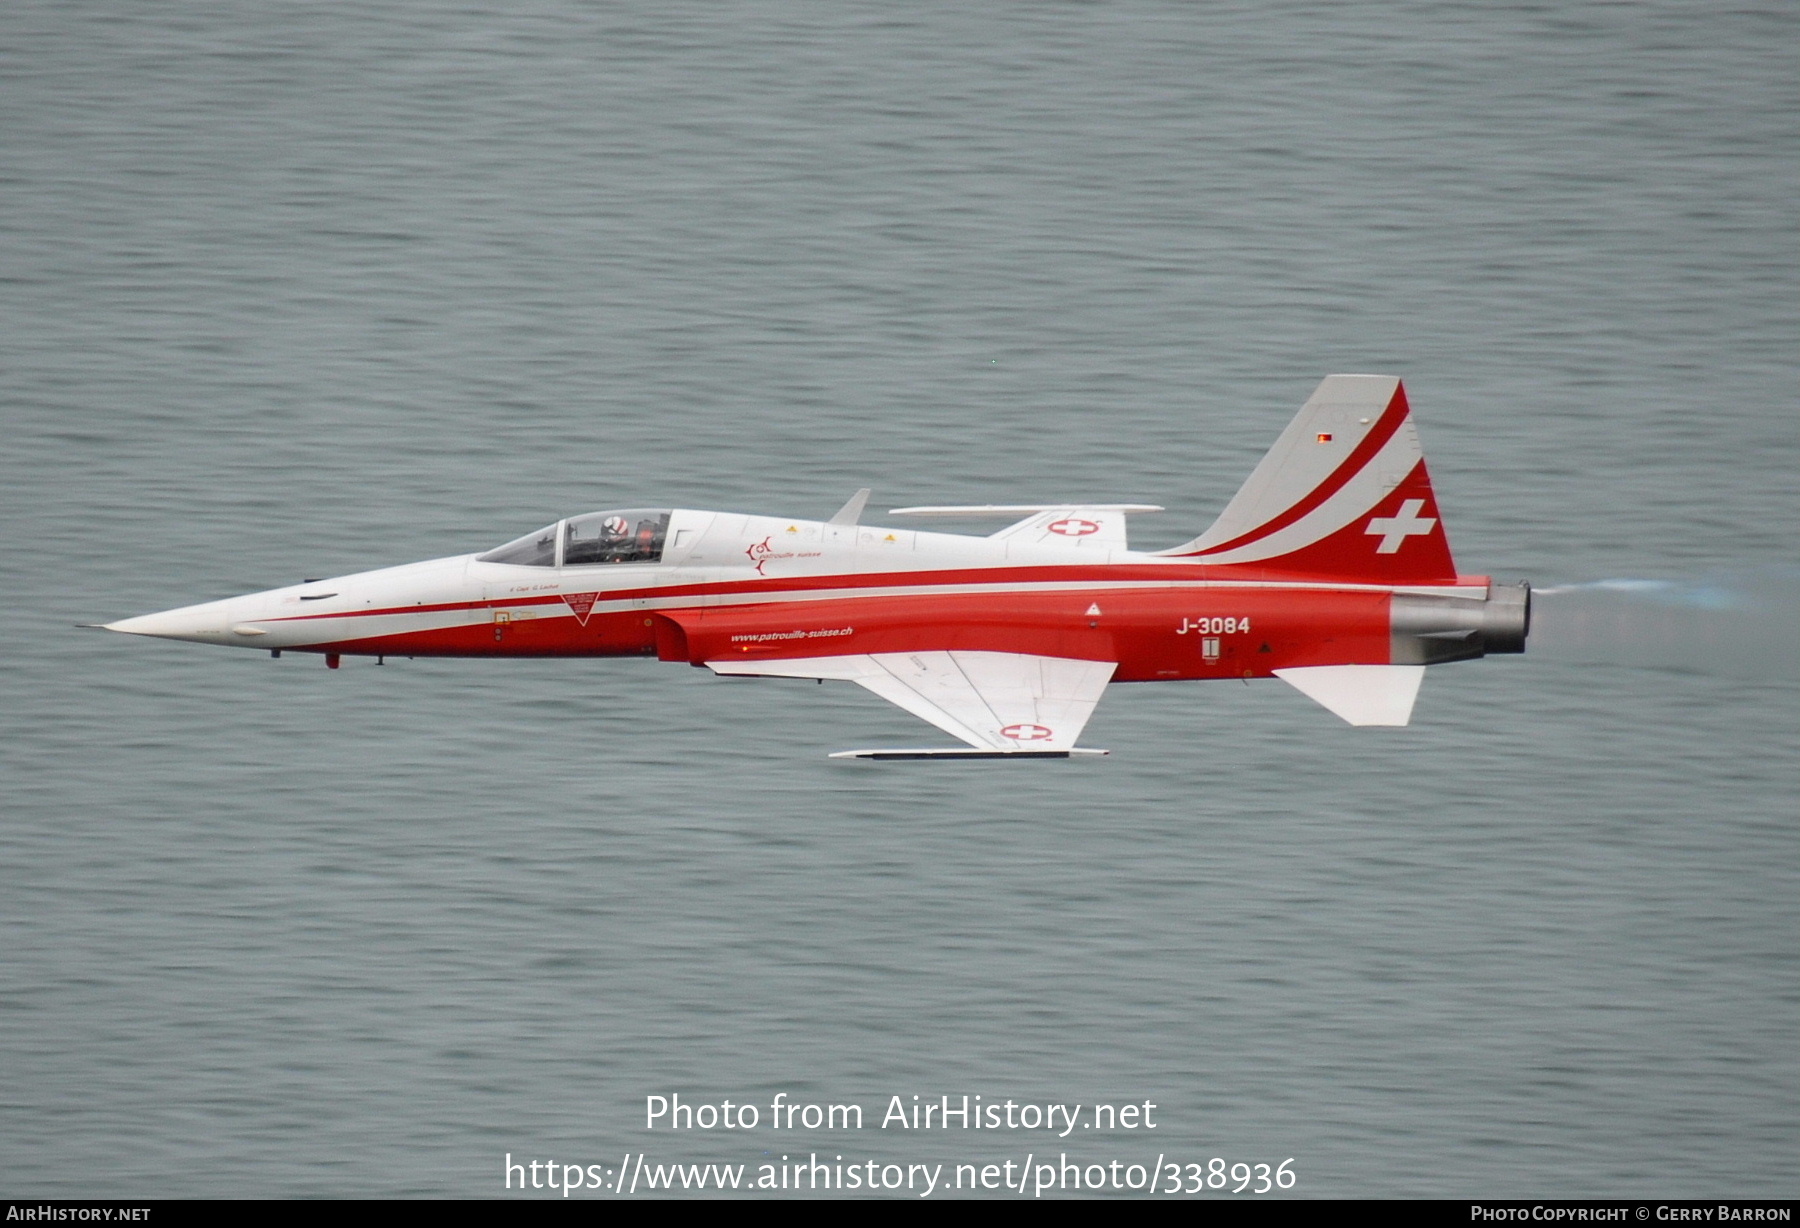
[108,509,1505,682]
[104,376,1530,753]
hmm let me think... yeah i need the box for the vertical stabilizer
[1161,376,1459,583]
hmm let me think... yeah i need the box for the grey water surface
[2,0,1794,1198]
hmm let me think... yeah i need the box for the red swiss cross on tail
[1366,499,1437,553]
[1156,376,1459,584]
[1000,723,1055,742]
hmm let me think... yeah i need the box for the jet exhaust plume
[1530,568,1799,680]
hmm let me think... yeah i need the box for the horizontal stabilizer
[1274,664,1425,726]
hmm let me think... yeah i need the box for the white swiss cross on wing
[1365,499,1436,554]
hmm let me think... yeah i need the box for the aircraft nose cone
[104,598,237,643]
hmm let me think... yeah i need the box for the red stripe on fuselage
[298,585,1401,680]
[265,592,567,623]
[264,552,1474,630]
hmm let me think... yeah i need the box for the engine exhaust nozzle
[1391,581,1530,665]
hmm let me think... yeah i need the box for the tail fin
[1159,375,1459,583]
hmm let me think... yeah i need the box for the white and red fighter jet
[105,375,1528,758]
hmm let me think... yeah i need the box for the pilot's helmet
[601,515,630,538]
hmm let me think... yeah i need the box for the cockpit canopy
[477,509,672,568]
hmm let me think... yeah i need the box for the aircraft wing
[888,504,1161,550]
[986,508,1133,549]
[706,651,1116,758]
